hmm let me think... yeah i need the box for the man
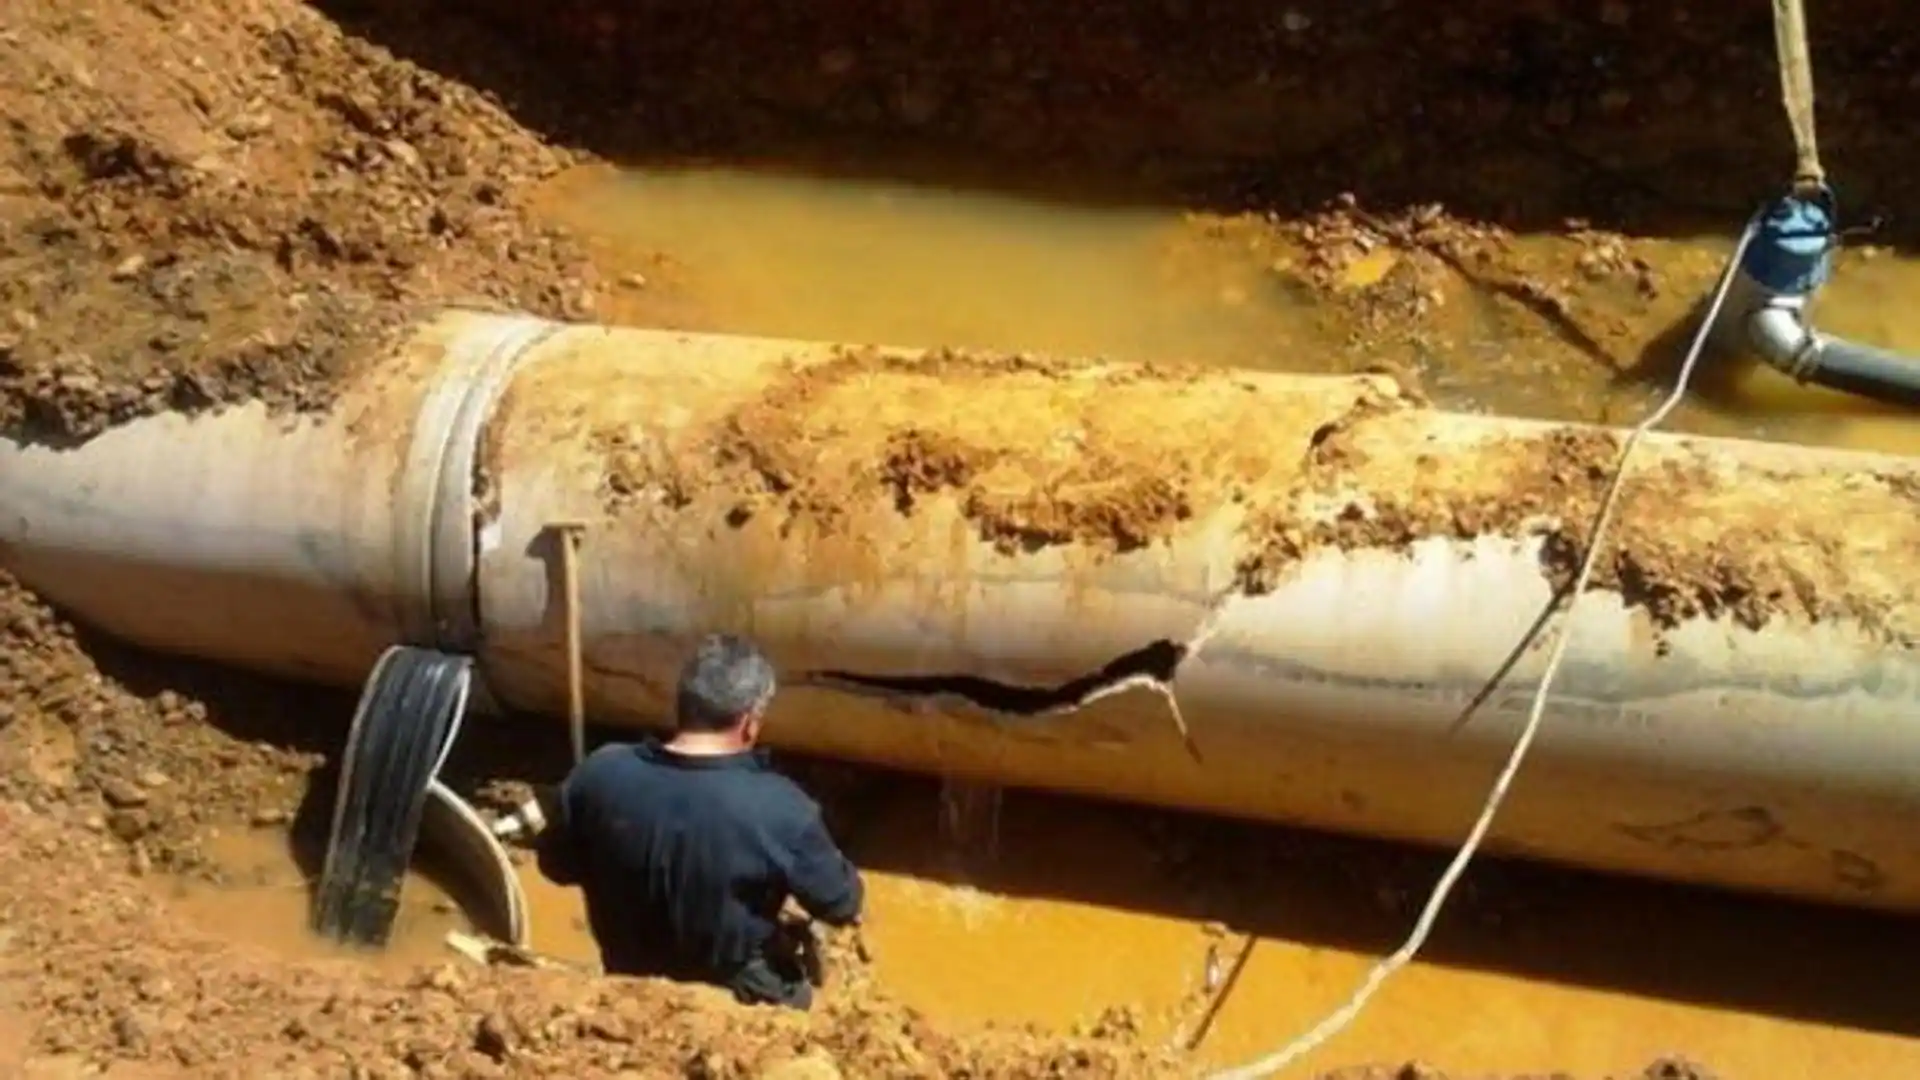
[535,632,863,1009]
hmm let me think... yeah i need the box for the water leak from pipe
[937,779,1003,868]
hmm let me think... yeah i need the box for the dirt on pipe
[573,340,1918,645]
[7,0,1920,1076]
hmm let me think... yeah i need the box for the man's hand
[775,903,873,987]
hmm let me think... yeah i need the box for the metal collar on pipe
[392,312,561,651]
[1747,298,1821,379]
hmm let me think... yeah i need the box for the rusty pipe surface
[6,310,1920,913]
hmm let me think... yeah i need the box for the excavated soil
[0,0,597,444]
[9,0,1920,1075]
[593,346,1241,557]
[1237,418,1920,644]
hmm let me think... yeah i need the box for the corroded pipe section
[6,310,1920,913]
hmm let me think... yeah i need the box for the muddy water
[160,828,476,968]
[539,164,1920,456]
[175,781,1920,1076]
[853,791,1920,1077]
[545,165,1307,368]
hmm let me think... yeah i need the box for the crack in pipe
[801,594,1239,763]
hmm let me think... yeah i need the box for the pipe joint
[392,312,563,651]
[1745,294,1823,380]
[1703,186,1920,409]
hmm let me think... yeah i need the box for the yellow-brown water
[540,163,1920,456]
[160,828,477,969]
[167,163,1920,1077]
[176,783,1920,1077]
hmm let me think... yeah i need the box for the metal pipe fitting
[1715,186,1920,407]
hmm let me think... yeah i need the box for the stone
[757,1050,844,1080]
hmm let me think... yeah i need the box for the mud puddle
[535,164,1920,457]
[845,787,1920,1076]
[159,828,476,969]
[162,819,608,972]
[173,780,1920,1077]
[537,163,1316,369]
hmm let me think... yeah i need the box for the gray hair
[674,632,778,732]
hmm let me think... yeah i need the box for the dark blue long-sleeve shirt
[536,740,863,991]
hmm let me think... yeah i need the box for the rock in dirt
[758,1051,844,1080]
[98,776,148,809]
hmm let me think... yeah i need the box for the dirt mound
[0,569,328,875]
[0,0,598,444]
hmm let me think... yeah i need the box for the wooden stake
[548,521,590,766]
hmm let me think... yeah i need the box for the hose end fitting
[1739,184,1837,300]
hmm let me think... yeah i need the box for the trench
[42,0,1920,1075]
[160,155,1920,1077]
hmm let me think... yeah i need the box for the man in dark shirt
[535,632,864,1008]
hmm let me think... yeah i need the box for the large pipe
[6,311,1920,914]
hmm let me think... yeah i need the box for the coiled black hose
[312,646,473,947]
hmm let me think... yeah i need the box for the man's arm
[785,806,864,927]
[533,781,585,887]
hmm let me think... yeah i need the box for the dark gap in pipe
[809,637,1184,716]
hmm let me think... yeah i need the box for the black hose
[312,646,472,948]
[1805,338,1920,409]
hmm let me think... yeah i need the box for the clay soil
[5,0,1918,1075]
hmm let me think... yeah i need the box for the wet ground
[171,762,1920,1078]
[7,0,1920,1077]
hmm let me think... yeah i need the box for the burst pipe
[5,312,1920,914]
[1714,184,1920,406]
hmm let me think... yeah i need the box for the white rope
[1772,0,1823,186]
[1204,215,1765,1080]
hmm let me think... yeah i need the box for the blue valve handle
[1739,182,1837,297]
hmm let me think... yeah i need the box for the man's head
[673,632,778,745]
